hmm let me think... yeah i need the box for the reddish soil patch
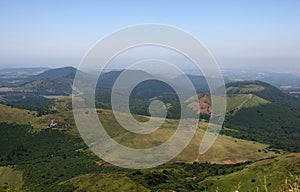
[222,159,235,164]
[187,95,212,115]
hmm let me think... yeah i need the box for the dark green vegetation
[0,92,55,115]
[224,100,300,152]
[0,122,100,191]
[127,161,249,192]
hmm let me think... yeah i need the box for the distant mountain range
[0,67,49,79]
[0,67,209,98]
[1,66,299,98]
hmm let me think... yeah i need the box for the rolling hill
[15,78,73,96]
[224,81,300,152]
[26,67,77,81]
[0,103,277,164]
[0,104,283,191]
[199,153,300,192]
[13,67,77,96]
[226,80,300,109]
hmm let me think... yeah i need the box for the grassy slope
[59,174,150,192]
[225,95,300,151]
[98,109,277,163]
[226,83,265,93]
[0,104,36,126]
[0,166,23,190]
[180,130,275,164]
[0,102,277,164]
[226,94,270,112]
[0,97,75,130]
[226,80,300,109]
[199,153,300,192]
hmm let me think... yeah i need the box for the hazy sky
[0,0,300,71]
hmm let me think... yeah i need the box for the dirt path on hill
[232,94,253,115]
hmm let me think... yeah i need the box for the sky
[0,0,300,71]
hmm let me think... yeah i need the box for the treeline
[0,92,57,116]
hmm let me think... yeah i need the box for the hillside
[0,67,82,108]
[15,78,73,96]
[226,94,270,114]
[224,81,300,152]
[183,89,300,152]
[0,93,298,191]
[46,80,300,153]
[0,92,54,113]
[27,67,77,81]
[199,153,300,191]
[59,174,150,192]
[0,104,283,191]
[0,119,283,191]
[12,67,78,96]
[0,103,276,163]
[226,80,300,109]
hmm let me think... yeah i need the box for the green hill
[224,96,300,152]
[226,80,300,109]
[183,90,300,152]
[0,103,277,163]
[15,78,73,96]
[199,153,300,192]
[27,66,77,81]
[226,94,270,113]
[224,81,300,152]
